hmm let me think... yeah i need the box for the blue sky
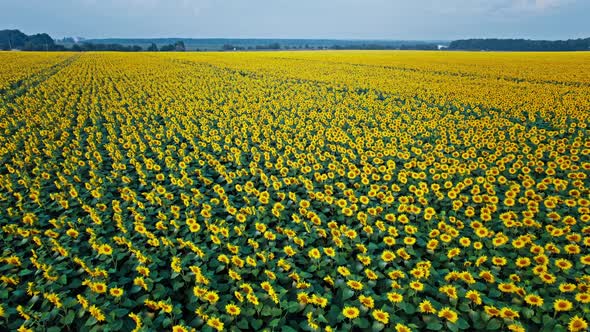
[1,0,588,40]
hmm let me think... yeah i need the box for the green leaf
[371,321,385,332]
[426,321,443,330]
[173,280,184,290]
[237,319,249,330]
[317,314,329,324]
[522,307,535,319]
[486,319,502,330]
[342,288,355,301]
[251,319,263,330]
[287,301,300,313]
[85,317,97,327]
[354,318,370,329]
[400,302,416,314]
[282,326,298,332]
[490,288,504,298]
[261,306,273,316]
[446,321,459,332]
[64,310,75,325]
[457,318,469,330]
[112,308,129,317]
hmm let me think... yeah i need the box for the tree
[0,29,28,50]
[23,33,55,51]
[147,43,158,51]
[160,44,175,51]
[174,41,186,51]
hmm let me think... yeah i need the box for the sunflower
[358,295,374,309]
[346,280,363,291]
[568,315,588,332]
[515,257,531,268]
[207,317,224,331]
[466,290,482,305]
[559,283,577,293]
[308,248,321,259]
[89,305,105,322]
[91,282,107,294]
[381,250,396,262]
[524,294,544,307]
[554,299,573,312]
[204,291,220,304]
[387,292,403,303]
[225,303,241,316]
[110,288,124,297]
[409,281,424,291]
[337,266,351,277]
[484,305,500,317]
[372,309,389,324]
[389,323,410,332]
[342,306,360,319]
[438,307,458,323]
[500,307,519,320]
[172,325,188,332]
[575,292,590,303]
[418,300,436,314]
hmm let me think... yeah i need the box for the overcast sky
[1,0,588,40]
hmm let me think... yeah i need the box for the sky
[1,0,588,40]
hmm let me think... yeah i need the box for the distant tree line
[0,29,65,51]
[0,29,188,52]
[449,38,590,51]
[71,43,143,52]
[330,43,438,50]
[4,29,590,52]
[222,43,282,51]
[220,42,439,51]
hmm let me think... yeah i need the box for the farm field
[1,51,590,332]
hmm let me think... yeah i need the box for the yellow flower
[524,294,544,307]
[204,291,219,304]
[387,292,403,303]
[89,305,105,322]
[500,307,519,320]
[91,282,107,294]
[346,280,363,291]
[466,290,482,305]
[419,300,436,314]
[372,309,389,324]
[343,306,360,319]
[438,307,458,323]
[409,281,424,291]
[337,266,351,277]
[308,248,321,259]
[359,294,374,309]
[554,299,573,312]
[110,287,124,297]
[44,293,62,308]
[172,325,188,332]
[207,317,224,331]
[381,250,396,262]
[171,256,182,273]
[395,323,413,332]
[568,315,588,332]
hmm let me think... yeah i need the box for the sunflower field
[0,51,589,332]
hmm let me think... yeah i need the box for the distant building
[437,45,448,50]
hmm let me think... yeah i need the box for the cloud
[495,0,574,13]
[424,0,575,16]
